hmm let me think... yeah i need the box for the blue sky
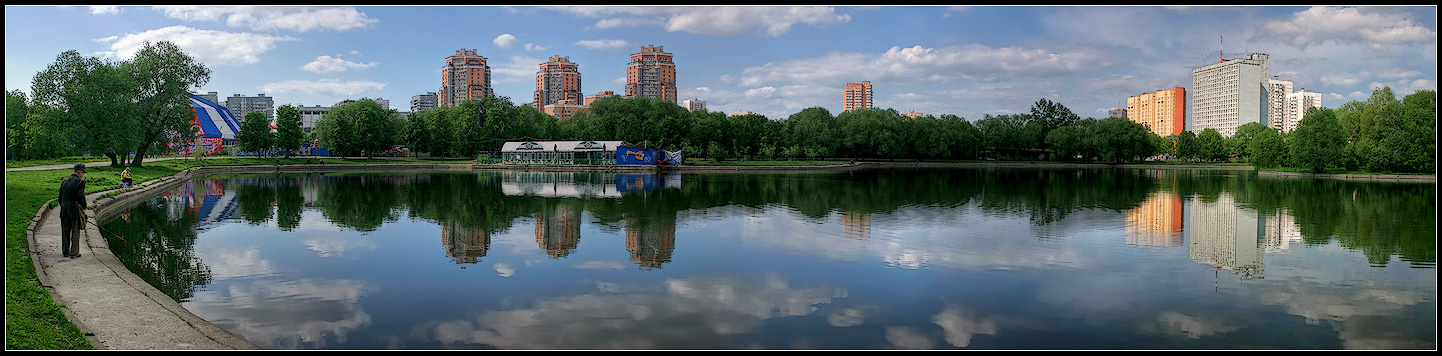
[5,6,1437,122]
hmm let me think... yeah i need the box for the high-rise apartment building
[1125,87,1187,137]
[535,56,582,108]
[195,91,219,105]
[225,93,275,122]
[1191,53,1269,137]
[681,98,706,112]
[1265,77,1293,131]
[585,91,618,106]
[625,45,677,103]
[411,92,438,112]
[295,105,329,133]
[542,99,588,121]
[1283,90,1322,133]
[843,81,873,112]
[440,49,493,107]
[1108,108,1128,118]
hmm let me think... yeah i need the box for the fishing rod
[80,212,127,242]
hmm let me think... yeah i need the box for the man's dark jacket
[59,173,86,219]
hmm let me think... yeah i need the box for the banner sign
[615,173,658,193]
[616,146,683,165]
[616,146,658,165]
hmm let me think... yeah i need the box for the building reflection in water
[626,216,677,269]
[495,171,682,266]
[1187,192,1265,278]
[1262,209,1304,253]
[840,212,870,240]
[536,204,581,258]
[442,220,490,264]
[499,171,622,198]
[1125,191,1183,247]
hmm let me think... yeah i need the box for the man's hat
[73,163,86,173]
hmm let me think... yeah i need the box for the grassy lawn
[3,156,473,349]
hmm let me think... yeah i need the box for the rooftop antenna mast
[1219,36,1224,63]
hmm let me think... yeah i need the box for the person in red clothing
[58,163,88,258]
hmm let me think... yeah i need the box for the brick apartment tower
[1125,87,1187,137]
[625,45,677,103]
[843,81,873,112]
[535,55,582,107]
[440,49,493,107]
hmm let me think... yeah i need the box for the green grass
[3,156,474,349]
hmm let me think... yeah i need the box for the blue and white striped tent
[189,95,241,140]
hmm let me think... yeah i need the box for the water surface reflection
[102,168,1436,350]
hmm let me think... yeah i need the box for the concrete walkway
[25,172,260,350]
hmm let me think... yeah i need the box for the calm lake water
[101,168,1437,350]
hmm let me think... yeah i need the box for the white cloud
[573,39,632,51]
[735,44,1113,88]
[493,262,515,277]
[1134,311,1246,340]
[1375,68,1423,80]
[524,43,550,51]
[89,6,120,15]
[94,25,297,66]
[1261,6,1437,50]
[1321,71,1368,87]
[301,55,377,74]
[151,6,377,33]
[550,6,850,37]
[1367,79,1438,96]
[744,86,777,98]
[931,305,1003,348]
[492,55,545,85]
[494,33,517,48]
[259,79,386,97]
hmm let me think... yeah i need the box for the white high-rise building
[1284,90,1322,133]
[295,105,329,133]
[681,98,706,112]
[411,92,438,112]
[195,91,219,104]
[1191,53,1269,137]
[1266,77,1293,131]
[225,93,276,122]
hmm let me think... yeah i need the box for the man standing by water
[58,163,87,258]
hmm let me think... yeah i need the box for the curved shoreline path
[25,171,261,350]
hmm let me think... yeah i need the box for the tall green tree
[1248,126,1287,169]
[941,114,982,160]
[273,105,304,157]
[28,50,140,166]
[1228,122,1271,162]
[1175,131,1198,161]
[1095,116,1157,163]
[402,109,438,157]
[6,90,31,159]
[236,111,274,155]
[786,107,840,159]
[1395,90,1437,173]
[1290,108,1346,173]
[1196,128,1227,162]
[316,99,400,158]
[1029,98,1080,152]
[127,41,211,167]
